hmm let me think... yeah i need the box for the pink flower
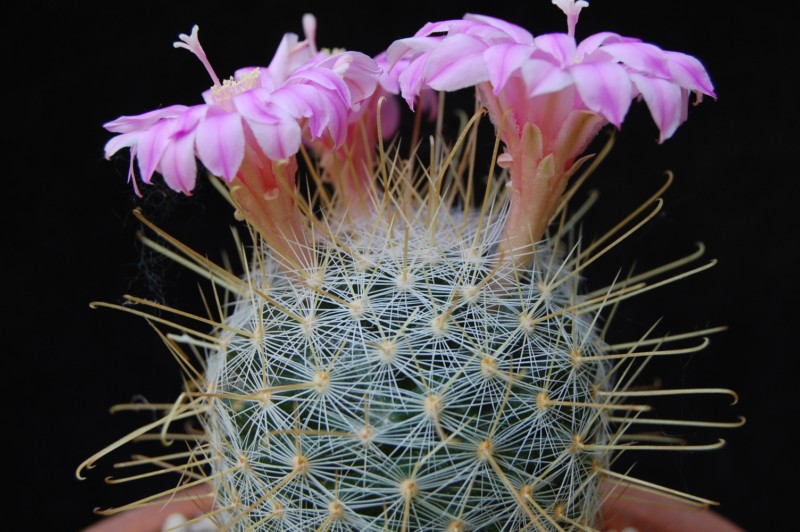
[386,2,714,261]
[105,17,380,195]
[104,16,380,264]
[386,14,534,110]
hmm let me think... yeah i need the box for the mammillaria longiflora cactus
[80,2,741,530]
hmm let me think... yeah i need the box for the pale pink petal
[678,88,690,125]
[575,32,630,59]
[532,33,576,66]
[522,59,574,97]
[270,84,344,142]
[233,89,283,124]
[424,34,491,91]
[386,36,440,66]
[171,105,208,136]
[269,85,315,119]
[570,61,633,126]
[158,131,198,194]
[463,14,535,44]
[484,43,535,92]
[599,41,671,78]
[267,31,301,82]
[664,51,716,97]
[629,73,684,142]
[282,39,317,75]
[136,120,174,184]
[331,52,382,105]
[195,112,245,181]
[304,90,342,141]
[397,54,429,108]
[374,51,400,93]
[103,105,189,133]
[104,131,139,159]
[247,113,302,161]
[257,67,281,92]
[104,132,142,190]
[235,89,303,159]
[289,66,351,105]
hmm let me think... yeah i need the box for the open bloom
[386,1,714,261]
[104,16,380,264]
[105,17,380,195]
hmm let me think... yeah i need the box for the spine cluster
[205,207,610,530]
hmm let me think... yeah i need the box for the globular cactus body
[207,207,609,530]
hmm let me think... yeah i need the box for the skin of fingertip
[80,486,213,532]
[600,485,744,532]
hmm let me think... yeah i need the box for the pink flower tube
[104,16,380,265]
[387,1,714,263]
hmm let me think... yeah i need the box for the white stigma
[302,13,318,55]
[174,25,221,86]
[552,0,589,37]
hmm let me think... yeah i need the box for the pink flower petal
[522,59,574,97]
[247,112,302,161]
[270,83,345,143]
[463,14,534,44]
[629,73,684,142]
[664,51,716,97]
[575,32,630,60]
[386,36,440,66]
[570,61,633,127]
[375,51,400,93]
[397,54,429,109]
[424,34,491,91]
[600,41,671,78]
[532,33,576,66]
[233,89,283,124]
[104,131,139,159]
[268,31,302,82]
[103,105,189,133]
[289,66,350,104]
[136,119,174,184]
[171,105,208,136]
[158,130,198,194]
[305,90,343,141]
[270,85,315,119]
[332,51,382,105]
[195,112,245,181]
[484,43,535,93]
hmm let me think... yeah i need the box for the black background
[5,1,794,530]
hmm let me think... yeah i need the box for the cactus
[80,4,740,531]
